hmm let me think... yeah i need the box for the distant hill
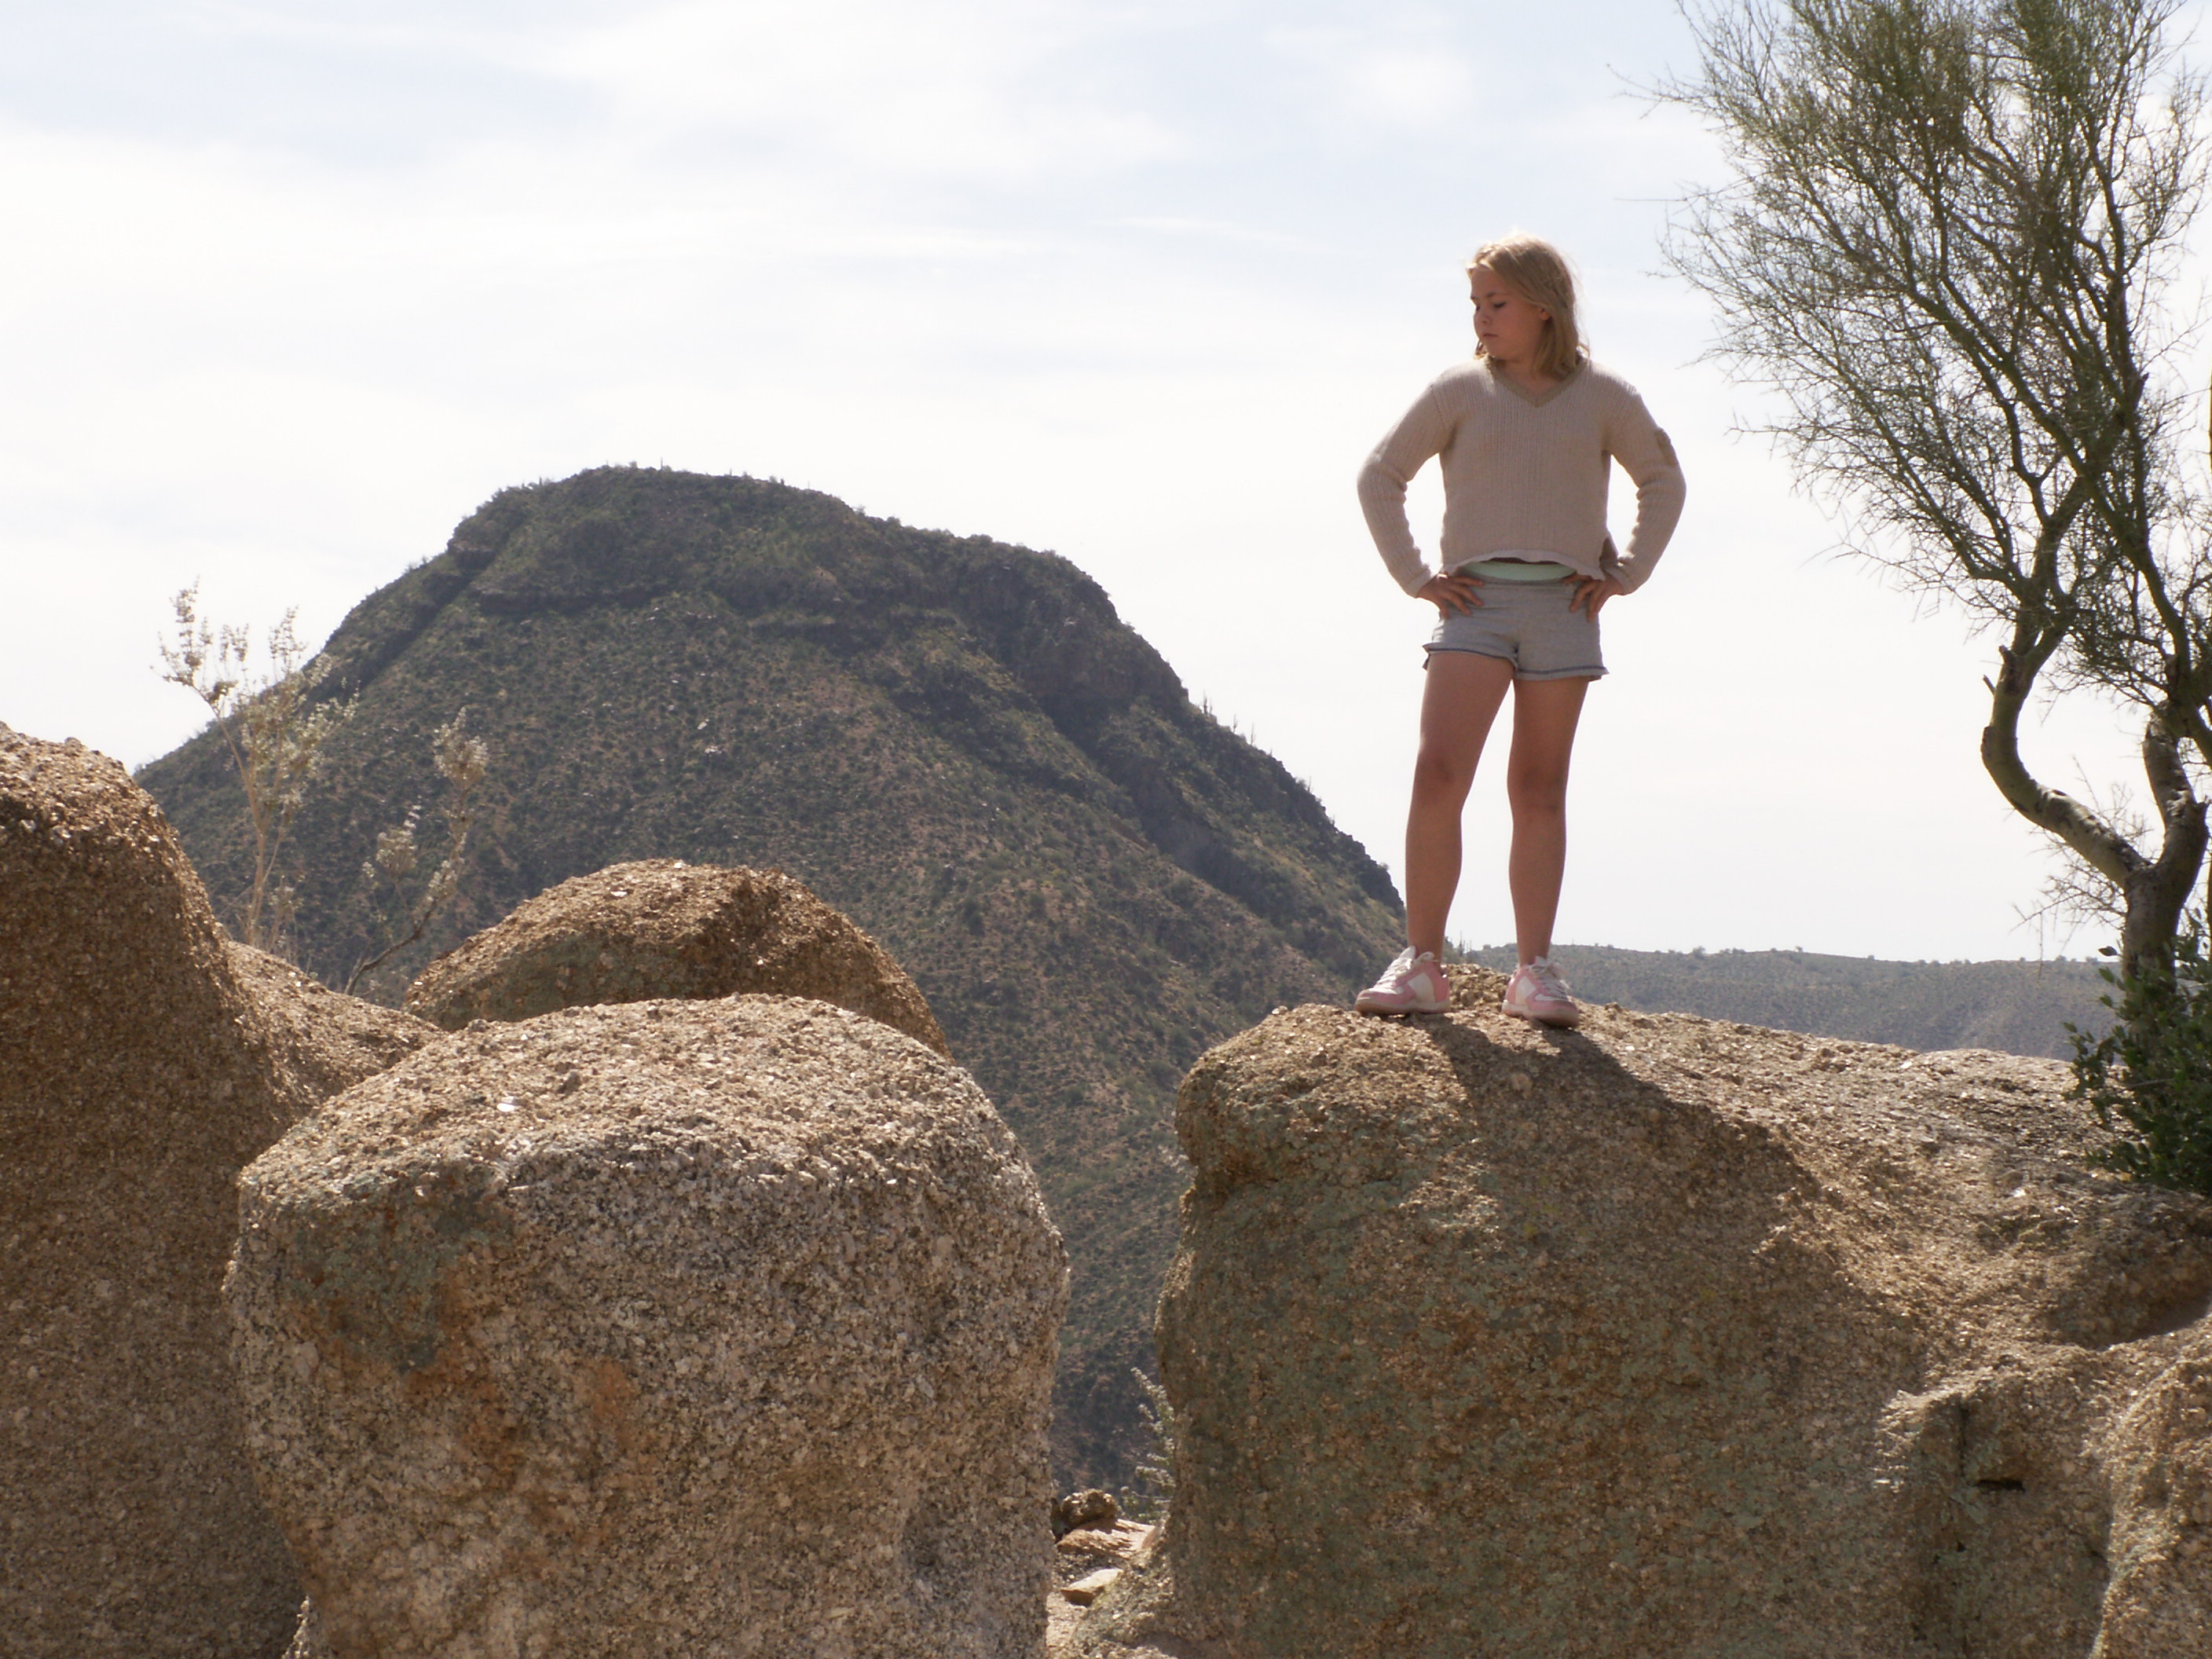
[1463,943,2111,1059]
[137,466,1405,1490]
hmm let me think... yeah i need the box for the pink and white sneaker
[1503,958,1583,1027]
[1354,947,1451,1015]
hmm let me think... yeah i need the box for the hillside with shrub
[1462,943,2110,1059]
[137,465,1407,1489]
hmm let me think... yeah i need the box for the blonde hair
[1466,233,1585,381]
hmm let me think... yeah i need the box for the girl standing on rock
[1352,234,1685,1027]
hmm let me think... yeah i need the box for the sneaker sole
[1345,986,1451,1013]
[1502,1001,1582,1028]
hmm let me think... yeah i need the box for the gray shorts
[1425,577,1606,681]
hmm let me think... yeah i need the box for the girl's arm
[1599,389,1687,593]
[1357,379,1455,595]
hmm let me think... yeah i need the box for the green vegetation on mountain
[137,465,1405,1488]
[1463,943,2111,1060]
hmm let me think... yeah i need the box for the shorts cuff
[1422,644,1517,664]
[1513,665,1606,682]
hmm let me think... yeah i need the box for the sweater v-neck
[1485,358,1583,408]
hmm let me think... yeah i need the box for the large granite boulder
[0,726,432,1657]
[405,859,950,1054]
[228,994,1067,1657]
[1075,973,2212,1658]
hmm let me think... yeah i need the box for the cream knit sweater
[1357,358,1687,596]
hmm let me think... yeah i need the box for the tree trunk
[1981,641,2207,980]
[2118,716,2209,982]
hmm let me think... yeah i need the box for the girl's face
[1469,267,1551,368]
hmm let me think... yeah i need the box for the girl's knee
[1412,748,1477,800]
[1507,768,1570,812]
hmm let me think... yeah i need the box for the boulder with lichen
[229,993,1065,1658]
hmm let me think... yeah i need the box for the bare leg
[1503,676,1591,965]
[1404,652,1515,958]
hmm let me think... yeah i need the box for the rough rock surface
[0,726,432,1657]
[228,993,1067,1658]
[2089,1322,2212,1655]
[405,859,949,1054]
[1048,1522,1153,1655]
[1073,970,2212,1658]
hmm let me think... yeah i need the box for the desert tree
[1660,0,2212,983]
[346,711,491,994]
[159,584,353,953]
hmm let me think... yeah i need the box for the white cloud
[1266,27,1477,132]
[538,0,1180,178]
[1340,46,1475,127]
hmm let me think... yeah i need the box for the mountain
[1462,943,2111,1059]
[137,465,1406,1489]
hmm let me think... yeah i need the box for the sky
[2,0,2199,964]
